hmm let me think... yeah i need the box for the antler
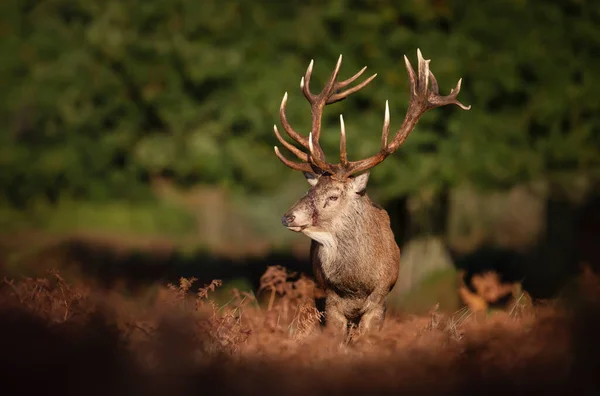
[339,49,471,177]
[273,55,377,174]
[273,49,471,179]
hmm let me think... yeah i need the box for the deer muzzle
[281,210,310,232]
[281,214,295,227]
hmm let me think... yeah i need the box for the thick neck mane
[305,193,390,294]
[304,194,381,253]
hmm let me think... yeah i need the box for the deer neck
[304,197,377,282]
[302,197,374,251]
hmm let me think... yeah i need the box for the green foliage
[0,198,196,236]
[1,0,599,212]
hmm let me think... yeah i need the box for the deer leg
[324,295,348,335]
[325,308,348,335]
[358,304,385,333]
[358,295,387,334]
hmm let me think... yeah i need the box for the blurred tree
[1,0,598,210]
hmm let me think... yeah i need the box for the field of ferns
[1,264,599,396]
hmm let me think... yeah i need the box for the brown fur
[282,172,400,335]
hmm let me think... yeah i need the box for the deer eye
[328,195,339,201]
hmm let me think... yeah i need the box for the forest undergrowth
[1,265,599,396]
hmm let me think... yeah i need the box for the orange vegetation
[1,265,599,395]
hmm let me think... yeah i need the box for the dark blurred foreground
[1,268,600,396]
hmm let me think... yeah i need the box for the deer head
[274,49,470,235]
[280,171,371,234]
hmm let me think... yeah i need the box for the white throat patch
[302,227,336,248]
[302,226,338,278]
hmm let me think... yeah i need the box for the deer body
[283,173,400,332]
[308,180,399,332]
[273,50,469,335]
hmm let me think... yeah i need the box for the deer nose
[281,214,295,227]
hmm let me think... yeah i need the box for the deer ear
[350,171,370,193]
[304,172,319,186]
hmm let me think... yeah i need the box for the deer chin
[286,225,308,233]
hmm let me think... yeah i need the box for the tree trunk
[523,194,579,300]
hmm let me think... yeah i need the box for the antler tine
[428,69,440,95]
[279,92,309,149]
[300,59,315,102]
[404,54,418,96]
[273,146,313,173]
[381,100,391,149]
[416,49,430,97]
[325,54,344,96]
[273,125,309,162]
[340,49,470,178]
[337,66,368,90]
[327,72,378,104]
[339,114,348,166]
[428,73,471,110]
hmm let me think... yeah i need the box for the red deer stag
[273,49,470,335]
